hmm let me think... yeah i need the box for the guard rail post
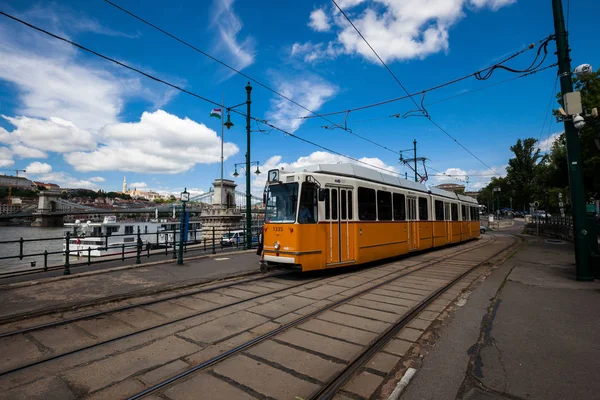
[172,230,177,260]
[43,250,48,272]
[64,231,71,275]
[212,227,216,255]
[18,237,24,260]
[136,227,141,264]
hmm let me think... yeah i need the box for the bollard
[64,231,71,275]
[212,227,216,255]
[18,237,24,260]
[43,250,48,272]
[87,247,91,266]
[136,227,141,264]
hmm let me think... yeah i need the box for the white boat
[63,216,202,257]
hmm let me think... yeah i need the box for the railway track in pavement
[125,235,516,400]
[0,235,511,399]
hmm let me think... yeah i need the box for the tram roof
[295,164,478,204]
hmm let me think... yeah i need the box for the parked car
[534,210,551,218]
[480,225,487,234]
[220,230,245,246]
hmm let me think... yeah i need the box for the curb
[386,368,417,400]
[0,249,256,291]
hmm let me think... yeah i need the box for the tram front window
[265,183,298,223]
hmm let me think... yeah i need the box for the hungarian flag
[210,108,222,119]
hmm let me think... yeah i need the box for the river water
[0,226,69,271]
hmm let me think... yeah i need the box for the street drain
[545,239,566,244]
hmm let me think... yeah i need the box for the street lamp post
[233,161,261,249]
[177,188,189,265]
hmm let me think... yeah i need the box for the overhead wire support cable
[331,0,501,176]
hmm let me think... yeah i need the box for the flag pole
[220,93,224,207]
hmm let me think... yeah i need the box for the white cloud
[211,0,256,74]
[265,75,338,133]
[11,144,48,159]
[131,182,148,189]
[429,165,508,191]
[309,8,331,32]
[295,0,515,64]
[0,147,14,167]
[2,115,96,153]
[64,110,239,174]
[89,176,105,182]
[538,132,561,152]
[290,41,340,63]
[24,161,52,174]
[33,171,99,189]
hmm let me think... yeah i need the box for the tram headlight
[274,241,280,251]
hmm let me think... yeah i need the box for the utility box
[564,91,583,115]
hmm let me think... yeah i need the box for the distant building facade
[435,183,466,194]
[34,181,60,190]
[0,175,36,190]
[120,176,162,201]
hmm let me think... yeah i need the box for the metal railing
[0,224,263,280]
[531,215,573,227]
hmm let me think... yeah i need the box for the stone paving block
[246,339,345,382]
[170,296,224,312]
[164,373,256,400]
[293,305,321,316]
[62,336,201,394]
[425,303,447,313]
[252,294,280,304]
[296,284,348,300]
[327,276,373,288]
[275,328,362,362]
[86,379,144,400]
[111,307,168,330]
[317,311,390,333]
[298,318,378,346]
[418,310,441,321]
[75,315,136,341]
[0,334,45,373]
[0,376,75,400]
[348,298,409,315]
[29,323,96,354]
[385,283,432,295]
[178,310,269,344]
[191,292,240,305]
[328,294,347,302]
[274,312,303,324]
[213,354,319,399]
[213,287,259,299]
[253,280,293,290]
[383,339,412,357]
[247,295,314,318]
[397,327,423,342]
[406,318,431,331]
[141,301,197,319]
[362,293,417,308]
[249,321,281,336]
[138,359,190,385]
[343,370,384,398]
[372,288,425,302]
[335,304,399,323]
[234,284,275,294]
[367,352,401,374]
[183,332,256,365]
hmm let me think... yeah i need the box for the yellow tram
[260,164,481,272]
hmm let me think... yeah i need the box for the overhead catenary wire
[331,0,501,176]
[537,75,560,149]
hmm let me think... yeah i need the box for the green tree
[505,138,544,211]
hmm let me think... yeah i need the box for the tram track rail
[126,236,509,400]
[0,237,493,385]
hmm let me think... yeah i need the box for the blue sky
[0,0,596,197]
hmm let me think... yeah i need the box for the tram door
[445,202,452,242]
[327,188,353,264]
[407,196,419,250]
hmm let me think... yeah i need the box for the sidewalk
[0,250,260,323]
[398,233,600,400]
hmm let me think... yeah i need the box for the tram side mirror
[318,189,326,202]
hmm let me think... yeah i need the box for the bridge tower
[31,190,64,227]
[198,179,243,242]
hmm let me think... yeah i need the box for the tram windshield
[265,183,298,223]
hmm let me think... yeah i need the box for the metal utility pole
[220,93,224,207]
[245,82,252,250]
[413,139,418,182]
[552,0,592,280]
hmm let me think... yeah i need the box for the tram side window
[471,207,477,221]
[418,197,429,221]
[299,183,318,224]
[341,190,347,220]
[462,205,468,221]
[377,191,392,221]
[358,187,377,221]
[393,193,406,220]
[451,204,459,221]
[474,207,480,221]
[331,189,338,220]
[348,191,353,220]
[434,200,444,221]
